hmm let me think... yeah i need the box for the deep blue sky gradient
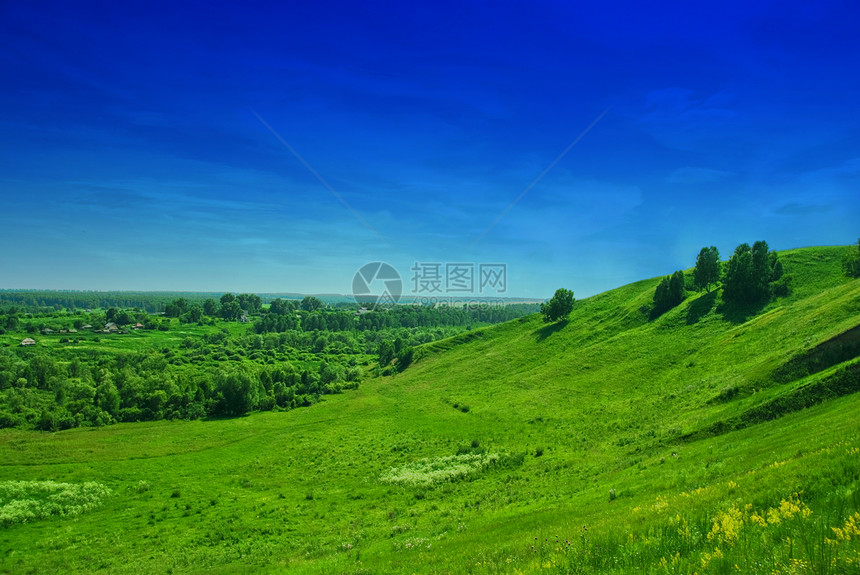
[1,0,858,297]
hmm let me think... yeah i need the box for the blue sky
[1,0,858,298]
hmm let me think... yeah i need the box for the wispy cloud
[771,202,832,216]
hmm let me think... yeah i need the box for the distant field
[1,246,859,574]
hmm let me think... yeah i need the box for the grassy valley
[1,245,859,574]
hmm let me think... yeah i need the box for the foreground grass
[0,245,858,574]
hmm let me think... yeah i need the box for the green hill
[1,245,859,574]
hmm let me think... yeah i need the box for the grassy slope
[0,246,859,574]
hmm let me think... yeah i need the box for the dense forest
[0,295,539,431]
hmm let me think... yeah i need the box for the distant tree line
[255,301,540,334]
[0,291,216,313]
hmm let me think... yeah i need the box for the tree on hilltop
[653,270,685,315]
[541,288,575,323]
[722,240,783,304]
[693,246,721,292]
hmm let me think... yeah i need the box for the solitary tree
[541,288,575,323]
[693,246,721,292]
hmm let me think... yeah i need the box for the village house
[20,338,36,346]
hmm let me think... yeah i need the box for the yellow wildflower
[708,506,744,545]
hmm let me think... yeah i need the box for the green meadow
[1,245,859,574]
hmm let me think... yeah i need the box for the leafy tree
[220,300,242,321]
[751,241,771,300]
[653,271,685,315]
[237,293,262,313]
[669,271,685,303]
[301,296,324,311]
[318,361,343,385]
[215,369,261,416]
[163,298,189,318]
[723,240,782,304]
[202,298,219,316]
[115,310,133,326]
[268,298,293,315]
[312,335,328,353]
[541,288,575,323]
[693,246,720,292]
[396,346,414,372]
[378,340,395,367]
[182,304,203,324]
[722,243,754,304]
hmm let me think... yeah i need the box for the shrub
[0,480,111,526]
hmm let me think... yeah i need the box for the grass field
[1,245,859,574]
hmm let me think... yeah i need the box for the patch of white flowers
[0,480,111,527]
[394,537,430,551]
[380,453,500,487]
